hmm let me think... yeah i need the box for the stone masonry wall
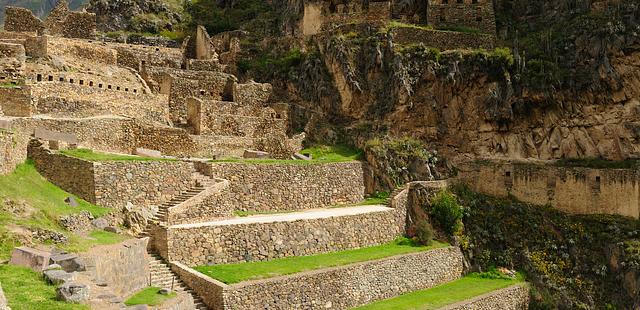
[457,160,640,219]
[165,205,405,265]
[167,179,233,225]
[81,238,149,298]
[62,12,97,40]
[441,283,530,310]
[391,27,495,50]
[186,98,287,137]
[0,128,27,175]
[4,7,44,33]
[173,247,463,310]
[28,140,97,203]
[0,86,32,117]
[0,43,25,83]
[92,161,195,209]
[199,162,365,212]
[427,0,496,34]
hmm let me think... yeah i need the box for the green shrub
[430,189,464,235]
[415,220,435,246]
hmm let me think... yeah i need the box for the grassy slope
[0,161,128,259]
[0,265,89,310]
[194,238,448,284]
[125,287,177,306]
[59,148,175,162]
[354,273,525,310]
[212,145,363,165]
[0,162,130,308]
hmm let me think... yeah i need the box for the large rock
[123,202,157,235]
[50,253,86,272]
[243,149,269,159]
[9,246,51,271]
[44,269,75,285]
[56,282,90,303]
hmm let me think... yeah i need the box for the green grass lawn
[212,144,363,165]
[353,273,525,310]
[194,238,448,284]
[59,148,175,162]
[124,287,177,306]
[0,264,89,309]
[0,161,127,260]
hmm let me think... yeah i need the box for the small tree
[430,189,464,235]
[414,219,434,246]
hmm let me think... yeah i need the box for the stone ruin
[301,0,497,36]
[4,0,96,40]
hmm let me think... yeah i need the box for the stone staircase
[139,172,215,237]
[149,252,209,310]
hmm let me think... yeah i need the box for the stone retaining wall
[92,160,195,209]
[0,128,27,175]
[0,86,32,117]
[81,238,150,297]
[28,140,97,203]
[28,141,196,209]
[457,160,640,218]
[199,162,366,212]
[441,283,530,310]
[165,205,405,266]
[391,28,495,50]
[167,179,234,225]
[173,247,463,310]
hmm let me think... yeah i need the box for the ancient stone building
[301,0,392,36]
[426,0,496,33]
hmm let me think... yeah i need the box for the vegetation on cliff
[453,186,640,309]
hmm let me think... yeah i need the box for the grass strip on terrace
[59,148,176,162]
[233,192,390,217]
[124,287,177,306]
[353,272,525,310]
[194,238,448,284]
[0,265,89,309]
[211,145,363,165]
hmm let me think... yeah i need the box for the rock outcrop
[87,0,182,33]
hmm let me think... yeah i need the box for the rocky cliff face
[86,0,182,33]
[281,0,640,163]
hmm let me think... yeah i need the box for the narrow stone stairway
[149,252,209,310]
[139,172,215,237]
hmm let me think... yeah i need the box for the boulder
[135,148,162,158]
[126,305,149,310]
[64,197,79,207]
[9,246,51,271]
[159,288,172,295]
[293,152,312,161]
[56,282,90,303]
[243,149,269,159]
[44,269,75,285]
[50,253,86,272]
[44,263,62,271]
[123,203,157,235]
[104,226,120,234]
[91,217,109,230]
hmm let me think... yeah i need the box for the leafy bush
[430,189,464,235]
[414,219,434,246]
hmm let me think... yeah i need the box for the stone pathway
[148,253,208,310]
[169,205,392,229]
[139,172,216,237]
